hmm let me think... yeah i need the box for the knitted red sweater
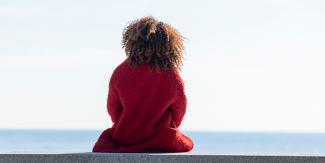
[92,59,193,152]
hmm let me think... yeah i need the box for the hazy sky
[1,0,325,132]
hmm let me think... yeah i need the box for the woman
[92,16,193,152]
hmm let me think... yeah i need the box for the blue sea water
[0,130,325,155]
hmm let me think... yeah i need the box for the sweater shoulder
[174,70,184,87]
[109,59,128,86]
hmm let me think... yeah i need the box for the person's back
[92,16,194,152]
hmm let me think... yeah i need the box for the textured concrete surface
[1,153,325,163]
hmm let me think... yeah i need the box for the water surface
[1,130,324,155]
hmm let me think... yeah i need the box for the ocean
[1,130,325,155]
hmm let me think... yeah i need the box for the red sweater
[92,59,193,152]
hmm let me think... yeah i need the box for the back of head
[122,16,184,71]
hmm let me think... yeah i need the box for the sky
[1,0,325,132]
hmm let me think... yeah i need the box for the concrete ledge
[1,153,325,163]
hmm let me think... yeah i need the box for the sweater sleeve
[170,73,187,128]
[107,86,122,123]
[106,70,123,124]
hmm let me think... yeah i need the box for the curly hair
[122,16,185,71]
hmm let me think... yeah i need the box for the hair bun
[136,20,157,41]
